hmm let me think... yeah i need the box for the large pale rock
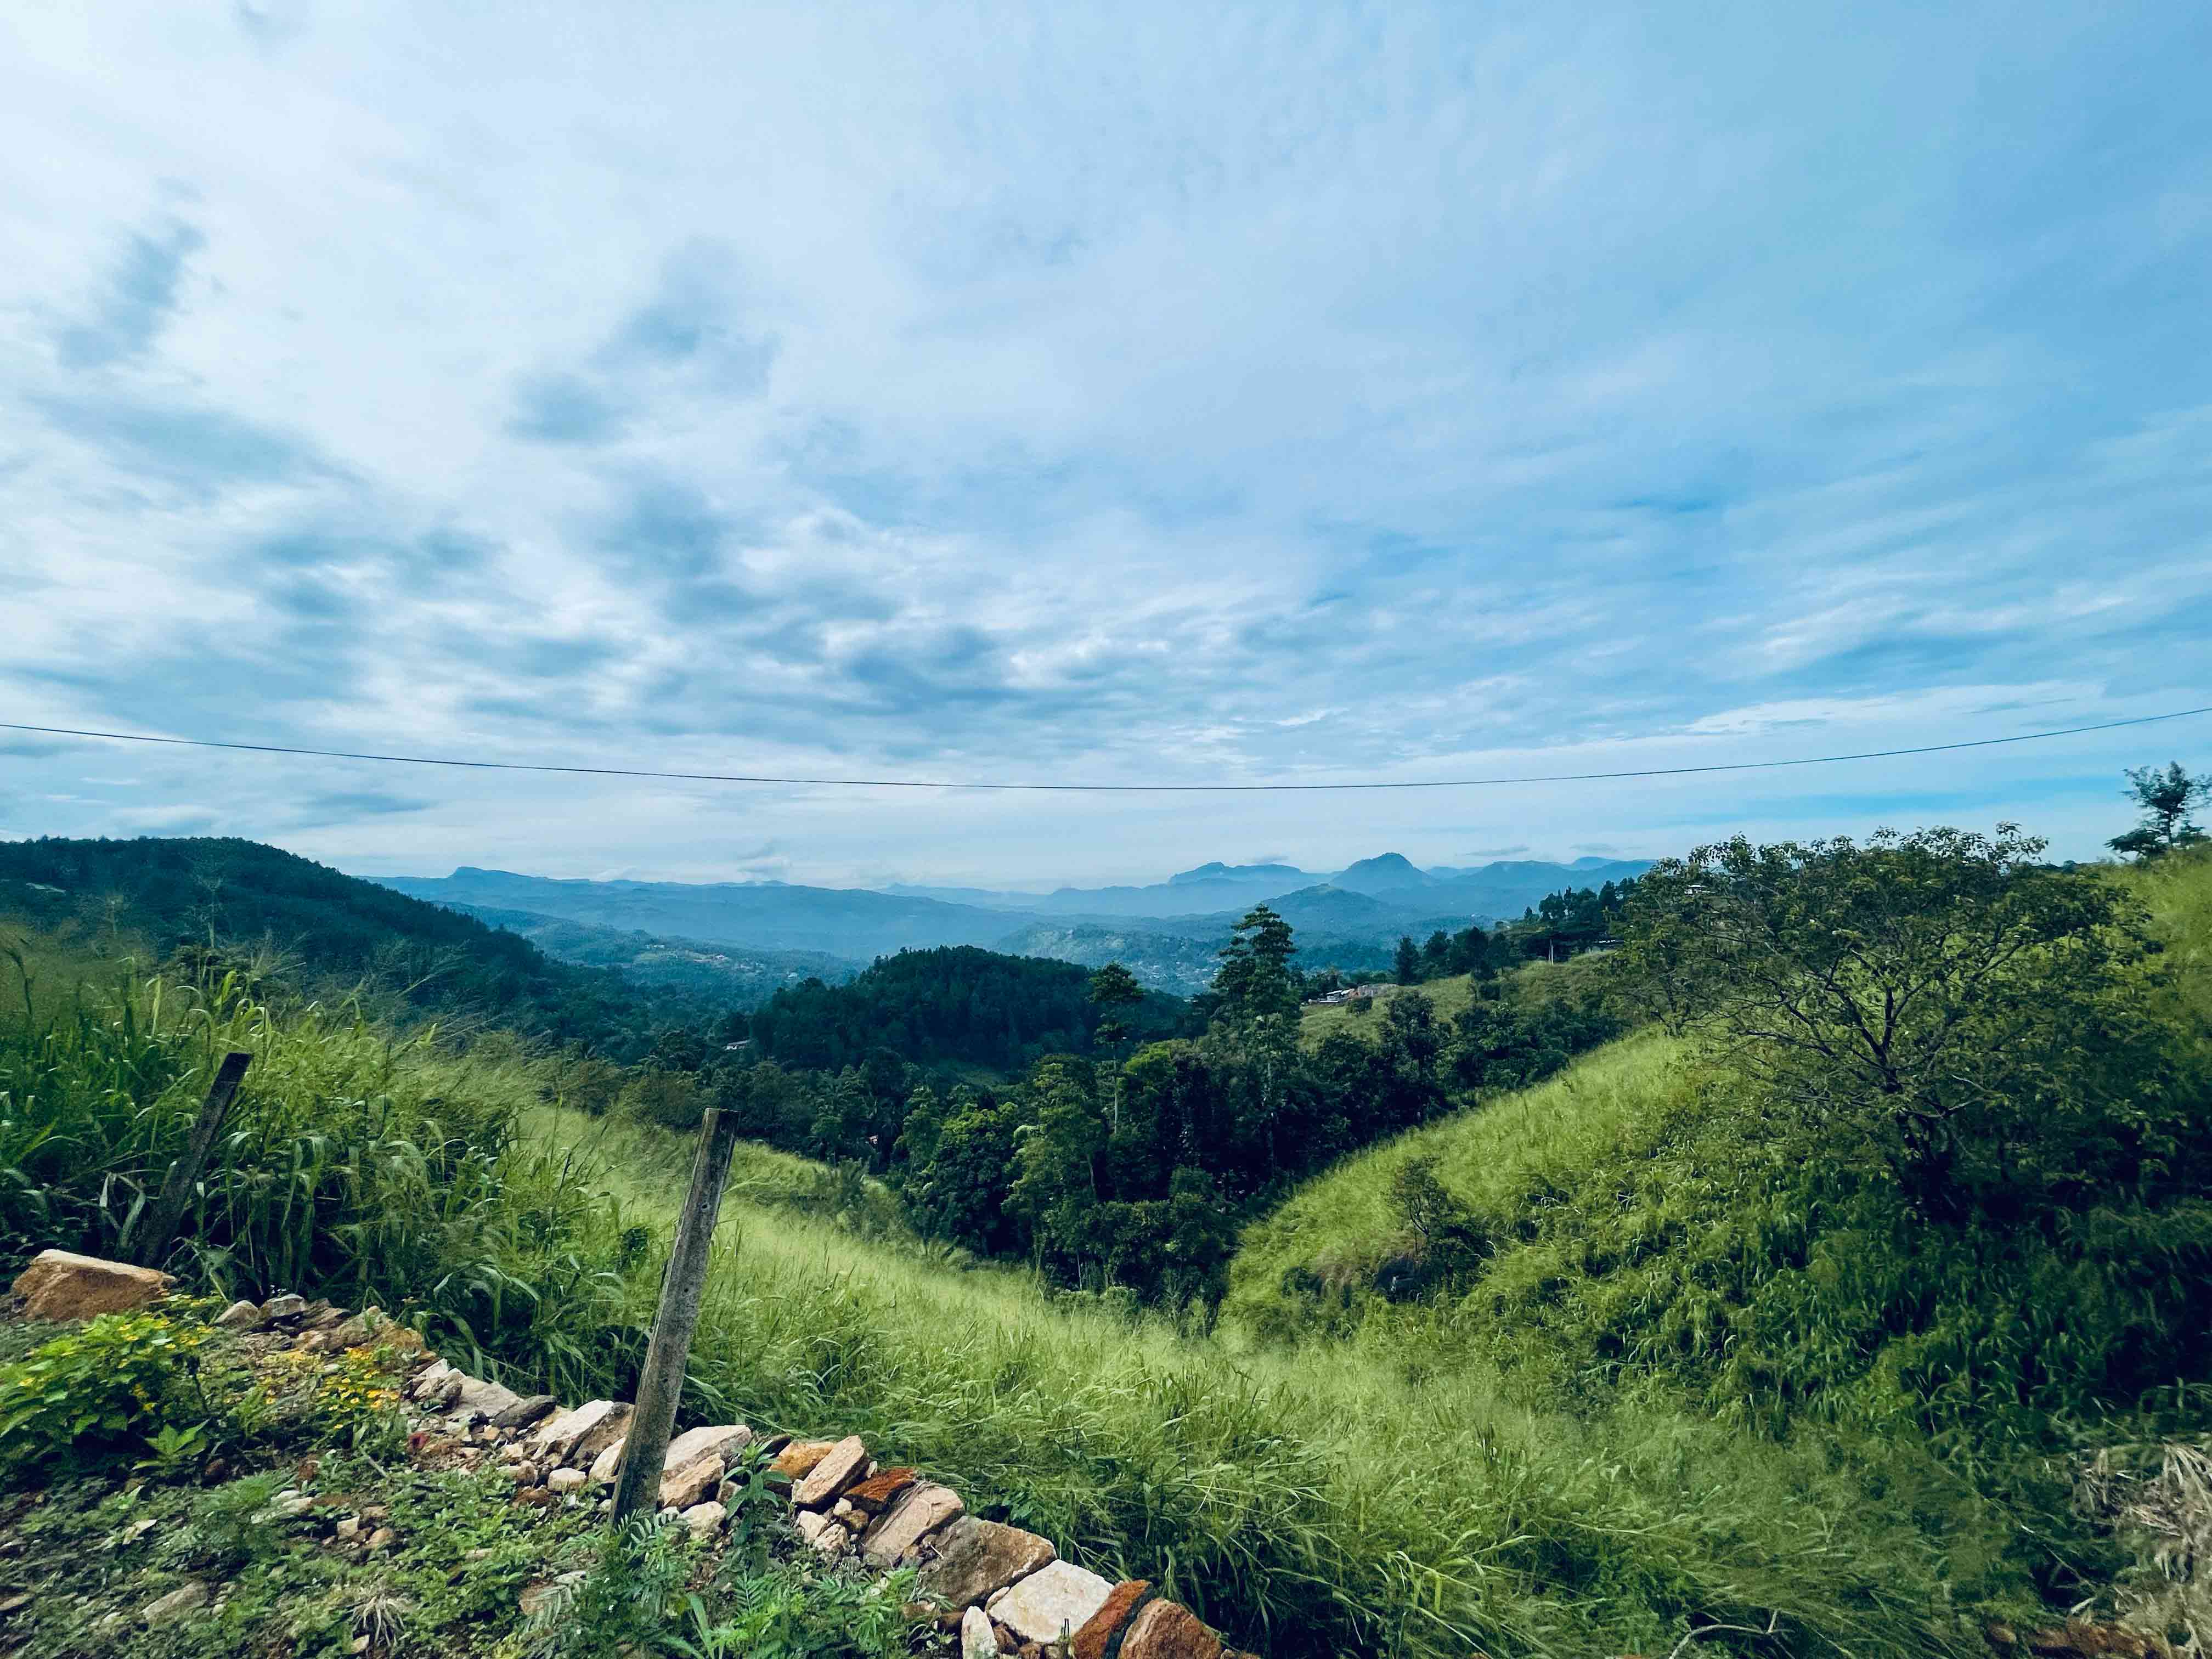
[547,1468,588,1495]
[529,1400,623,1465]
[447,1375,524,1424]
[961,1605,999,1659]
[261,1292,307,1320]
[1072,1581,1153,1659]
[213,1299,262,1330]
[679,1500,727,1537]
[988,1561,1114,1649]
[861,1481,963,1567]
[791,1435,870,1508]
[570,1403,633,1464]
[1119,1600,1223,1659]
[659,1454,724,1509]
[917,1517,1056,1610]
[13,1251,170,1322]
[664,1423,751,1470]
[588,1442,625,1487]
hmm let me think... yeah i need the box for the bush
[0,1308,209,1469]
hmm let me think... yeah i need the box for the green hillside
[0,836,730,1060]
[1232,843,2212,1444]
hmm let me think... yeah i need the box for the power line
[1,706,2206,794]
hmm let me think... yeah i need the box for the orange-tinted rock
[845,1466,917,1514]
[12,1250,171,1321]
[773,1439,838,1480]
[1071,1581,1152,1659]
[1119,1599,1223,1659]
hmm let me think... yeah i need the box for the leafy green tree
[1420,930,1452,979]
[2109,761,2211,859]
[1393,935,1420,985]
[1621,825,2155,1212]
[907,1088,1024,1255]
[1212,905,1300,1025]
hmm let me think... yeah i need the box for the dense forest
[744,945,1188,1072]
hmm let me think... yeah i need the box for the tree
[1212,906,1300,1028]
[2109,761,2211,859]
[1393,935,1420,985]
[1086,961,1145,1047]
[1620,825,2149,1212]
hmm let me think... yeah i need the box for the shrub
[0,1308,209,1469]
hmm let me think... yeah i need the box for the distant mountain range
[379,855,1649,994]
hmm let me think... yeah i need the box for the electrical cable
[1,705,2206,794]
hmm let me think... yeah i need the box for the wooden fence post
[131,1049,252,1269]
[611,1105,744,1523]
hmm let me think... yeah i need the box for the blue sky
[2,1,2207,887]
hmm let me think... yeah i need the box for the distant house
[1304,983,1392,1006]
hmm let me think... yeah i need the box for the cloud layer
[1,2,2207,884]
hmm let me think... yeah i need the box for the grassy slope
[1227,1028,1688,1327]
[524,1090,1994,1659]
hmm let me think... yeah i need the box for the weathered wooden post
[131,1049,252,1269]
[611,1105,744,1522]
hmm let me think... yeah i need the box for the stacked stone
[9,1250,1261,1659]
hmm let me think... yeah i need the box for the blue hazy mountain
[382,855,1644,963]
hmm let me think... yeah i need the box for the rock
[571,1404,634,1465]
[493,1394,560,1431]
[447,1375,525,1424]
[408,1359,456,1401]
[1118,1600,1222,1659]
[12,1250,172,1322]
[962,1605,1000,1659]
[918,1518,1058,1610]
[528,1400,624,1466]
[2025,1623,2165,1659]
[1072,1582,1153,1659]
[831,1498,867,1533]
[511,1462,541,1487]
[213,1299,262,1330]
[791,1435,870,1508]
[261,1291,308,1321]
[365,1526,397,1553]
[335,1516,364,1542]
[772,1439,838,1480]
[513,1487,558,1510]
[659,1454,724,1510]
[988,1561,1115,1649]
[862,1481,963,1567]
[269,1494,316,1520]
[547,1468,588,1494]
[142,1582,208,1625]
[845,1465,916,1515]
[680,1500,727,1536]
[664,1423,752,1470]
[588,1442,625,1486]
[796,1509,851,1560]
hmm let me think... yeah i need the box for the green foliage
[749,945,1182,1074]
[679,1560,921,1658]
[0,1308,208,1468]
[524,1514,700,1658]
[2110,761,2211,859]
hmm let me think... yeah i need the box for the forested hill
[0,836,716,1060]
[747,945,1188,1073]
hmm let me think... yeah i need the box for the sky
[2,1,2208,890]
